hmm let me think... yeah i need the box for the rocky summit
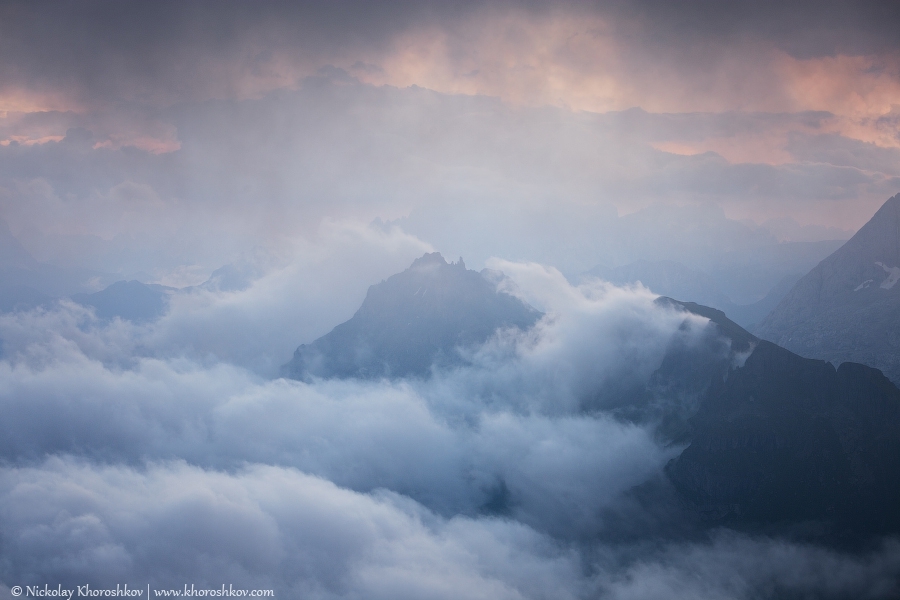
[281,252,542,380]
[756,194,900,385]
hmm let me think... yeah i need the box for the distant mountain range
[282,253,542,380]
[66,263,263,323]
[0,218,263,322]
[756,194,900,386]
[0,219,173,322]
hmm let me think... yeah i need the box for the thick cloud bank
[3,460,898,600]
[0,253,898,598]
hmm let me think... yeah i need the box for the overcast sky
[0,1,897,263]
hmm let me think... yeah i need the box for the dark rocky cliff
[666,340,900,538]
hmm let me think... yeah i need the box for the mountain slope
[756,194,900,384]
[281,253,542,380]
[666,340,900,537]
[657,298,900,538]
[635,298,760,442]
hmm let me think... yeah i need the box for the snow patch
[855,279,873,292]
[875,262,900,289]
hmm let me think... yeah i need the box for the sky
[2,2,900,597]
[0,0,898,286]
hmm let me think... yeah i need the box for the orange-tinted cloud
[2,6,898,168]
[0,88,82,117]
[351,12,632,113]
[345,10,899,161]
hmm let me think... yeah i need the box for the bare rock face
[281,253,542,380]
[756,194,900,385]
[666,340,900,538]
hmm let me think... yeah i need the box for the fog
[2,1,900,597]
[1,254,899,596]
[2,77,882,297]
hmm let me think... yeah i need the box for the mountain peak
[282,253,541,380]
[838,192,900,264]
[757,194,900,384]
[409,251,448,270]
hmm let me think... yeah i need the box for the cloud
[786,132,900,176]
[0,264,687,530]
[0,72,895,286]
[146,220,433,374]
[1,459,897,598]
[438,261,701,414]
[1,254,898,596]
[1,1,897,110]
[596,532,900,600]
[0,458,588,597]
[0,2,898,175]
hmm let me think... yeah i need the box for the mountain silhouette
[282,253,542,380]
[666,339,900,539]
[278,251,900,539]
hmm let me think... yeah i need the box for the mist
[2,2,900,598]
[0,255,897,596]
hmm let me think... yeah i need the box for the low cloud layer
[1,253,898,597]
[3,459,898,600]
